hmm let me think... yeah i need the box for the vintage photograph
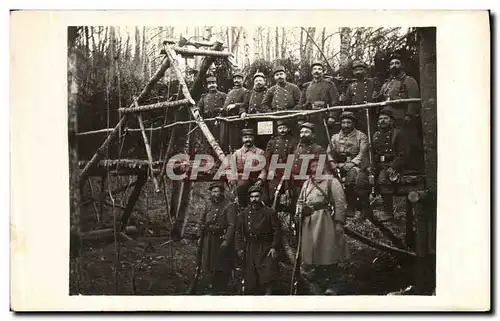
[68,25,437,296]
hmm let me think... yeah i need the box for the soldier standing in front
[236,185,282,295]
[296,157,349,295]
[298,61,340,148]
[197,182,238,294]
[327,111,372,221]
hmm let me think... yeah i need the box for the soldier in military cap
[197,181,238,294]
[290,122,333,210]
[262,65,301,112]
[231,128,268,208]
[264,119,299,208]
[222,71,249,152]
[327,111,372,220]
[194,76,227,144]
[372,107,423,221]
[296,157,349,294]
[298,61,340,148]
[376,53,420,129]
[240,71,270,149]
[236,185,282,295]
[340,60,380,135]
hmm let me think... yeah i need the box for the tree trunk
[281,27,286,59]
[299,27,304,60]
[134,27,140,67]
[305,27,316,63]
[142,27,148,81]
[266,27,271,61]
[339,27,351,71]
[321,27,326,60]
[416,27,437,295]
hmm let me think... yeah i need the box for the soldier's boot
[355,193,373,222]
[321,265,341,295]
[379,195,394,222]
[344,188,357,218]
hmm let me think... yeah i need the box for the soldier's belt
[303,203,331,216]
[378,154,395,162]
[337,154,353,163]
[206,226,225,234]
[246,233,274,242]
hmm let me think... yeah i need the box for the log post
[134,97,160,192]
[405,198,415,249]
[99,175,106,226]
[417,27,437,294]
[120,173,147,231]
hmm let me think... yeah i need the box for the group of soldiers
[193,53,425,295]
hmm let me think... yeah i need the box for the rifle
[322,118,341,181]
[365,107,382,203]
[290,208,303,295]
[187,223,205,294]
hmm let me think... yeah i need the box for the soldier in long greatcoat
[327,111,372,220]
[296,158,349,295]
[197,181,238,294]
[298,61,340,148]
[236,185,282,295]
[222,71,249,153]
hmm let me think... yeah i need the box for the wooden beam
[344,226,416,259]
[81,226,137,239]
[174,46,233,58]
[118,98,190,113]
[120,174,147,231]
[134,98,160,192]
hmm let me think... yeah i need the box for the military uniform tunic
[232,146,269,207]
[298,78,340,148]
[222,86,249,152]
[198,198,238,276]
[344,77,379,135]
[378,72,420,123]
[241,87,271,149]
[262,81,301,111]
[236,204,281,292]
[196,90,227,118]
[264,132,299,203]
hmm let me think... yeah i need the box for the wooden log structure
[75,98,421,137]
[174,46,234,58]
[134,97,160,192]
[79,56,172,183]
[120,173,148,231]
[163,38,214,48]
[118,98,190,114]
[81,225,137,239]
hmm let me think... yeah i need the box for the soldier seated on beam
[230,128,269,208]
[327,111,372,221]
[371,107,425,221]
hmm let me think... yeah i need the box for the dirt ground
[71,179,416,296]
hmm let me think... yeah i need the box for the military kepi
[379,106,394,118]
[248,185,262,194]
[208,181,224,190]
[300,122,314,130]
[340,111,356,122]
[273,65,285,74]
[233,71,244,78]
[206,76,217,82]
[276,119,290,127]
[253,72,266,81]
[241,128,255,136]
[311,61,324,69]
